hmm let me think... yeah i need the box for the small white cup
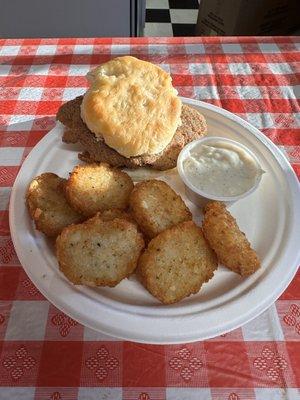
[177,136,264,208]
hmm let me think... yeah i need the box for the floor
[144,0,199,37]
[143,1,300,37]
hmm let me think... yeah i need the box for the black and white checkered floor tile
[144,0,199,37]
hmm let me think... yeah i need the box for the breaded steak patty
[57,96,207,170]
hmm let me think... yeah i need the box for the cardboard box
[196,0,299,36]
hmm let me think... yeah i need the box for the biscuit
[26,173,84,237]
[202,201,260,276]
[129,179,192,238]
[81,56,182,157]
[56,215,145,287]
[138,221,218,304]
[65,163,134,217]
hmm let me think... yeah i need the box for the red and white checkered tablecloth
[0,36,299,400]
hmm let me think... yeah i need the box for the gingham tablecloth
[0,36,299,400]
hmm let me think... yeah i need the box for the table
[0,36,299,399]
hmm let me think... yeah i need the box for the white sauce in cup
[182,140,264,197]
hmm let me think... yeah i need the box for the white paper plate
[9,97,300,344]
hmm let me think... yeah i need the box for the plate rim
[9,97,300,344]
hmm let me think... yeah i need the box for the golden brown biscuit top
[80,56,182,157]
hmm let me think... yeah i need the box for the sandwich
[57,56,207,170]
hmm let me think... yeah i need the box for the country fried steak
[57,96,207,170]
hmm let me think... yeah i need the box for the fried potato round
[65,163,134,217]
[26,173,84,237]
[56,215,145,287]
[202,201,260,276]
[129,179,192,239]
[138,221,218,304]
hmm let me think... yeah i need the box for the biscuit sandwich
[57,56,207,170]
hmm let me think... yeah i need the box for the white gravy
[182,141,263,197]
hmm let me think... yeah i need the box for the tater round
[129,179,192,239]
[26,172,84,237]
[56,215,144,287]
[65,163,134,217]
[138,220,218,304]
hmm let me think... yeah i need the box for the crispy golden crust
[202,201,260,276]
[98,208,136,224]
[84,210,136,227]
[65,163,134,217]
[57,96,207,170]
[26,173,84,237]
[81,56,182,157]
[56,215,145,287]
[137,221,218,304]
[129,179,192,239]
